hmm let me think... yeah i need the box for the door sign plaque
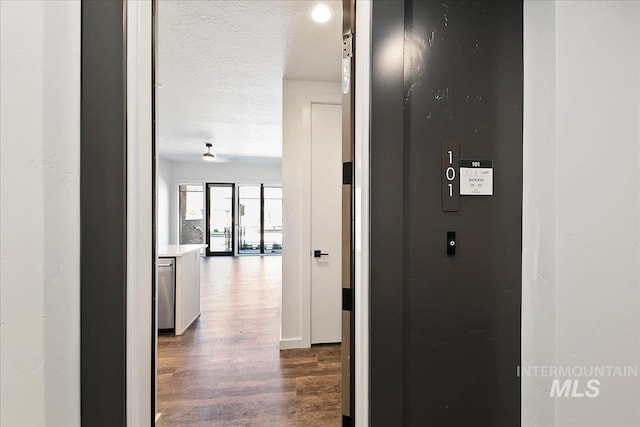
[441,142,460,211]
[460,160,493,196]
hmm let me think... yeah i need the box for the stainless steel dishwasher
[157,257,175,330]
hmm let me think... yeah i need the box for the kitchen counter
[158,244,206,335]
[158,244,205,257]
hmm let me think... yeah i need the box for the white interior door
[311,103,342,344]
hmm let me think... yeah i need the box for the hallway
[157,256,341,426]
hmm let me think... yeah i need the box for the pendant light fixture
[203,143,216,162]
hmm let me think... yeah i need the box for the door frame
[80,1,129,424]
[353,2,371,424]
[205,182,236,256]
[81,0,372,425]
[368,1,405,423]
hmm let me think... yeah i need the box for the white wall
[165,159,281,244]
[281,80,341,349]
[158,157,173,246]
[0,1,81,426]
[169,158,281,185]
[522,1,557,424]
[523,1,640,425]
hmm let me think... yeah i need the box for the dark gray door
[370,1,523,425]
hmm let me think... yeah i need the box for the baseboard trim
[155,412,163,427]
[279,338,304,350]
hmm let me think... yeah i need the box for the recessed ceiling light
[311,4,332,23]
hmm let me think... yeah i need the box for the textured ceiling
[157,0,342,163]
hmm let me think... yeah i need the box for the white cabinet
[158,244,205,335]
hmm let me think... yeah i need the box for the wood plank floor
[157,256,341,426]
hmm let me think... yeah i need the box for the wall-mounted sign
[460,160,493,196]
[441,142,460,211]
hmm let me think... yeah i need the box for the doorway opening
[153,1,354,425]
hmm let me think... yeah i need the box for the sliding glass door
[205,183,234,256]
[238,184,282,255]
[263,187,282,254]
[238,185,261,254]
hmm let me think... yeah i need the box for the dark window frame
[260,184,265,254]
[205,183,236,256]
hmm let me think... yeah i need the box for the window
[179,184,204,245]
[185,187,203,220]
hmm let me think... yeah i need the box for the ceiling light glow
[311,4,332,23]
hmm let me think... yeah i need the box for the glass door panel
[238,185,261,254]
[206,183,234,255]
[263,186,282,254]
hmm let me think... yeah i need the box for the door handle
[314,250,329,258]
